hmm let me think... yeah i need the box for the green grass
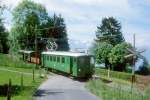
[0,54,35,69]
[95,68,134,81]
[86,79,150,100]
[0,69,45,100]
[86,68,150,100]
[0,54,46,100]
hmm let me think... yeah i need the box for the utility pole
[35,26,38,68]
[124,34,145,90]
[132,34,136,83]
[33,25,38,82]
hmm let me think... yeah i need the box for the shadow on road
[48,68,92,82]
[72,77,91,82]
[34,89,64,97]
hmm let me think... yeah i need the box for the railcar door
[70,57,78,77]
[70,57,73,74]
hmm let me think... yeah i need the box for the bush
[136,66,150,75]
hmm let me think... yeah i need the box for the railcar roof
[42,51,92,57]
[19,50,35,54]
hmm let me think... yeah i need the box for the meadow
[0,54,46,100]
[86,68,150,100]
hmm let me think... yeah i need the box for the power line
[34,25,65,31]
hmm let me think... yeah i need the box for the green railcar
[41,51,95,77]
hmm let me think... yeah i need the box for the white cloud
[1,0,21,9]
[66,0,129,7]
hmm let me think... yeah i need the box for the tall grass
[95,68,133,81]
[86,79,150,100]
[0,54,46,100]
[0,53,35,69]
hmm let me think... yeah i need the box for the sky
[1,0,150,62]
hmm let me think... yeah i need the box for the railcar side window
[57,56,60,62]
[47,56,49,60]
[49,56,51,61]
[44,55,46,60]
[50,56,52,61]
[74,58,76,63]
[53,56,56,62]
[62,57,65,63]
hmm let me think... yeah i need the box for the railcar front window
[90,57,95,65]
[79,57,85,64]
[79,57,91,66]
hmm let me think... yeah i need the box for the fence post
[46,67,49,78]
[21,73,23,89]
[7,79,11,100]
[33,67,35,82]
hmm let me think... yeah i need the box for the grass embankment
[0,54,46,100]
[0,54,34,69]
[86,68,150,100]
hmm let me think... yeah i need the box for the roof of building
[41,51,92,57]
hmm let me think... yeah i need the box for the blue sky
[1,0,150,62]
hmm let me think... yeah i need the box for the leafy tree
[96,17,124,46]
[47,14,69,51]
[94,42,113,68]
[11,0,69,51]
[108,42,133,71]
[0,4,9,53]
[93,17,124,68]
[11,0,48,50]
[51,14,69,51]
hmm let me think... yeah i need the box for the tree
[96,17,124,46]
[11,0,69,51]
[108,42,133,71]
[41,14,69,51]
[136,57,150,75]
[94,42,113,68]
[11,0,48,50]
[93,17,124,68]
[0,4,9,53]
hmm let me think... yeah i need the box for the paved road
[34,75,100,100]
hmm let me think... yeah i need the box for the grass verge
[0,54,46,100]
[86,79,150,100]
[86,68,150,100]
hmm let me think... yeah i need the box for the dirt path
[34,75,100,100]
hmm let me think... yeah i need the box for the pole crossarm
[46,38,58,51]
